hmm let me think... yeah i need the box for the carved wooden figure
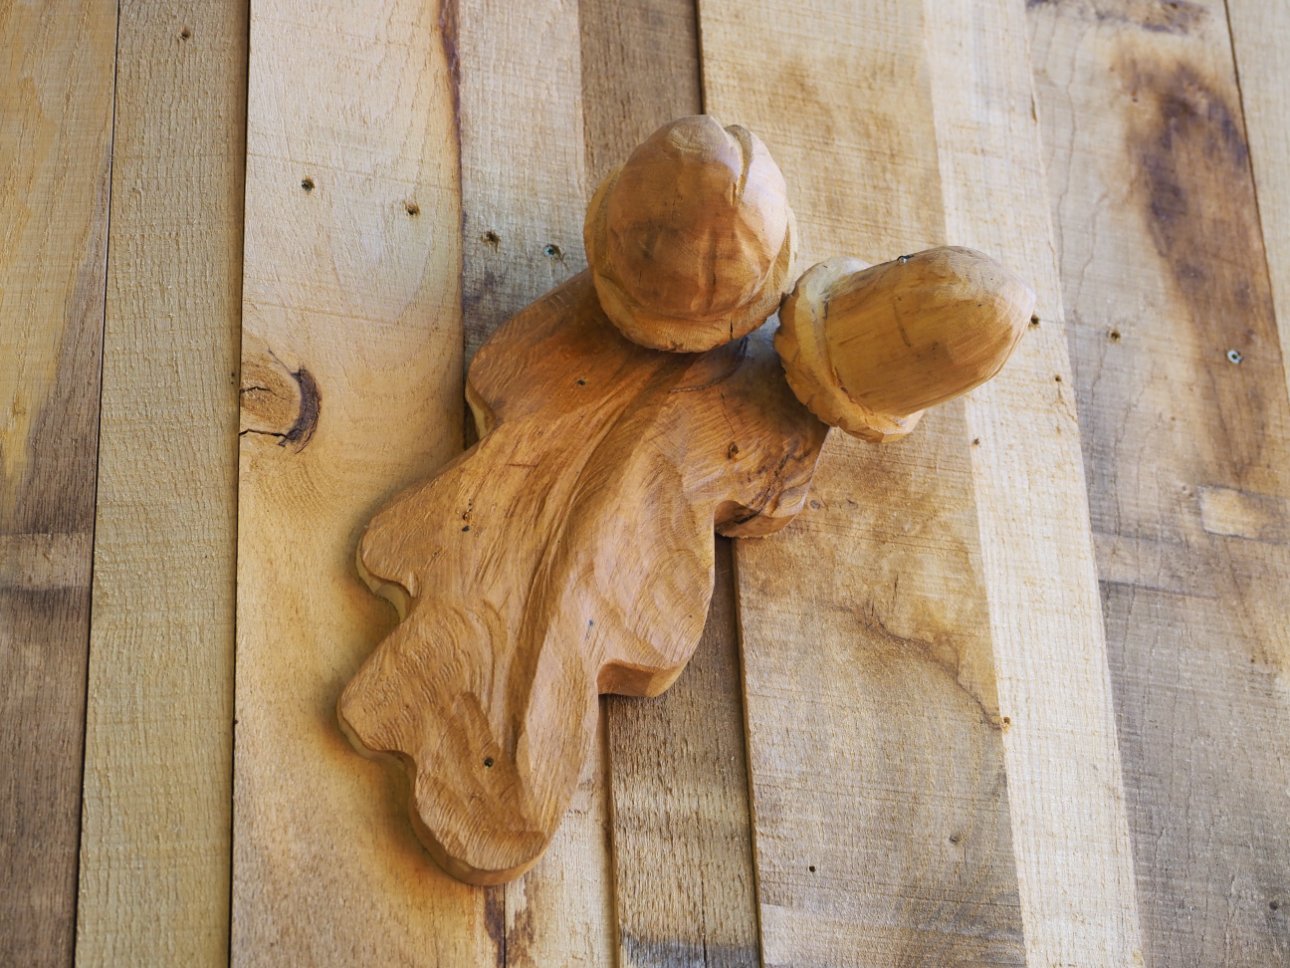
[338,116,1035,885]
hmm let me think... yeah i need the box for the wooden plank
[454,0,613,960]
[1027,1,1290,963]
[458,0,588,363]
[924,1,1144,962]
[1228,0,1290,402]
[700,2,1026,964]
[579,3,762,964]
[579,0,703,183]
[73,3,245,962]
[0,3,117,964]
[606,541,761,967]
[232,0,492,961]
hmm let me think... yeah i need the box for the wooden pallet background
[3,0,1288,964]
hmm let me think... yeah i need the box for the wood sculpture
[338,116,1035,885]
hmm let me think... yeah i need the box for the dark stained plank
[0,2,118,964]
[580,1,763,964]
[1028,1,1290,963]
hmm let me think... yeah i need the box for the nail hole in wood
[1054,374,1062,383]
[808,865,816,873]
[1271,900,1281,911]
[1109,329,1121,342]
[483,757,494,769]
[972,437,980,446]
[179,26,191,40]
[483,230,500,247]
[461,525,470,532]
[576,378,587,386]
[301,176,315,193]
[405,201,420,217]
[1030,314,1040,328]
[948,832,961,844]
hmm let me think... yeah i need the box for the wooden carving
[337,116,1035,885]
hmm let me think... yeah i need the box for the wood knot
[240,348,320,450]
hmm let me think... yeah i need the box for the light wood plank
[0,3,117,964]
[1028,0,1290,963]
[233,0,491,961]
[701,2,1026,964]
[74,4,245,961]
[1228,0,1290,403]
[924,1,1144,962]
[580,1,762,963]
[454,0,613,960]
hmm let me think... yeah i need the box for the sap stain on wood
[1123,51,1282,477]
[1027,0,1206,35]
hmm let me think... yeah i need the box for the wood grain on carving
[339,273,827,884]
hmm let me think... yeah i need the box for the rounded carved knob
[775,246,1035,441]
[584,115,796,352]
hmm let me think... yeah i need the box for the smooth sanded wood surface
[233,0,491,962]
[8,1,1290,965]
[701,3,1026,964]
[0,3,116,965]
[579,2,762,964]
[1028,2,1290,964]
[74,4,245,963]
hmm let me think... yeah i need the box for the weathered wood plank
[925,1,1144,962]
[233,0,491,961]
[580,1,762,964]
[1228,0,1290,403]
[0,3,117,964]
[74,4,245,962]
[580,0,703,183]
[700,2,1025,964]
[1028,0,1290,963]
[455,0,614,961]
[458,0,589,364]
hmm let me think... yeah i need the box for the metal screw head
[1227,349,1243,364]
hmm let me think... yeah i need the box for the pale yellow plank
[701,2,1026,964]
[1028,0,1290,963]
[0,2,116,963]
[925,1,1144,963]
[455,0,614,960]
[233,0,491,960]
[76,3,245,963]
[1229,0,1290,403]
